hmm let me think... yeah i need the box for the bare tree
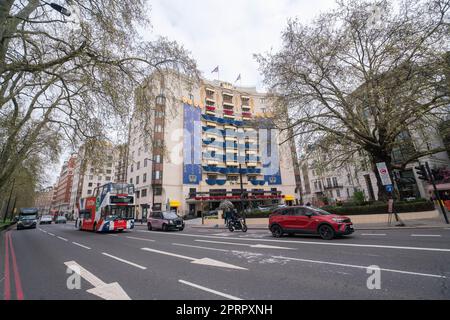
[0,0,199,192]
[256,0,450,200]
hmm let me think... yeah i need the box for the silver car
[147,211,185,231]
[39,215,53,225]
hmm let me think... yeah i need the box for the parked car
[55,216,67,224]
[39,215,53,225]
[147,211,185,231]
[268,206,354,240]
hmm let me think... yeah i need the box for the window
[98,176,102,181]
[144,159,147,167]
[87,190,92,195]
[155,125,163,133]
[131,164,134,173]
[138,148,141,157]
[106,170,112,174]
[336,189,341,198]
[108,156,113,161]
[89,175,93,180]
[88,183,93,187]
[143,173,147,183]
[332,177,338,187]
[136,191,140,199]
[154,155,161,163]
[130,178,133,184]
[154,171,161,180]
[141,189,147,197]
[154,187,162,196]
[106,176,111,181]
[137,161,140,170]
[136,176,140,185]
[327,178,332,188]
[90,168,94,173]
[108,163,112,167]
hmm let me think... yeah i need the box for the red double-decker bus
[76,183,135,232]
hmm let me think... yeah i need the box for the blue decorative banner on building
[260,129,282,185]
[183,104,202,185]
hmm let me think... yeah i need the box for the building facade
[52,154,77,214]
[69,144,118,217]
[34,186,54,214]
[127,72,298,220]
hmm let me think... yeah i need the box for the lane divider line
[411,234,442,237]
[126,236,155,242]
[172,243,229,252]
[47,233,55,237]
[179,280,242,300]
[57,236,68,242]
[101,252,147,270]
[8,232,24,300]
[273,255,447,279]
[148,232,450,253]
[72,242,91,250]
[361,234,387,236]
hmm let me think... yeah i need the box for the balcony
[223,109,235,119]
[223,102,234,109]
[324,184,343,190]
[242,112,252,119]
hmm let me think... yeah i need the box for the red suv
[269,206,354,240]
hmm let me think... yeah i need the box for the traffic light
[415,164,429,181]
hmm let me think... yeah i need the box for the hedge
[322,201,435,216]
[240,201,435,218]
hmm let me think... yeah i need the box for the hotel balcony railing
[223,110,234,116]
[206,106,216,112]
[242,112,252,119]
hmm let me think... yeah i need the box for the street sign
[376,162,393,186]
[385,185,393,193]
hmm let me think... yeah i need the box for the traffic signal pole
[425,162,449,224]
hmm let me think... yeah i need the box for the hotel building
[128,71,299,220]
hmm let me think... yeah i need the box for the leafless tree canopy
[256,0,450,199]
[0,0,199,191]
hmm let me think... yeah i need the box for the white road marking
[64,261,131,300]
[48,232,55,236]
[108,234,119,237]
[57,236,68,242]
[72,242,91,250]
[172,243,229,252]
[101,253,147,270]
[361,234,387,236]
[148,232,450,253]
[141,247,247,270]
[411,234,442,237]
[126,236,155,242]
[196,239,296,250]
[273,256,447,279]
[179,280,242,300]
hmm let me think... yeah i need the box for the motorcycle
[227,217,248,232]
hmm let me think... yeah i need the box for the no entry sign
[376,162,393,186]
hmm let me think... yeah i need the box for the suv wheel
[162,224,168,232]
[318,225,335,240]
[147,223,152,231]
[270,225,283,238]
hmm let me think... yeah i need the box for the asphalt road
[1,222,450,300]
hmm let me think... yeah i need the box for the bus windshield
[110,183,134,195]
[104,206,135,220]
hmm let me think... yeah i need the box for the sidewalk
[191,210,450,231]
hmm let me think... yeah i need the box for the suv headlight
[168,220,174,224]
[332,218,346,223]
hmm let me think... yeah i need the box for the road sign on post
[376,162,393,186]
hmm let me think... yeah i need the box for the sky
[142,0,338,90]
[48,0,338,186]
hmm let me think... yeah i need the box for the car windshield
[57,216,66,220]
[20,215,36,220]
[163,212,179,219]
[310,207,332,215]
